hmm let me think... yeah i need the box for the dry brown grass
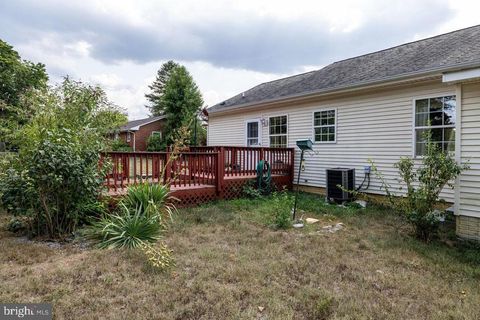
[1,194,479,320]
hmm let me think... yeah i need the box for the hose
[256,160,272,194]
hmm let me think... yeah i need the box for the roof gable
[119,116,165,132]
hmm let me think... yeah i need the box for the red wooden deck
[103,146,294,206]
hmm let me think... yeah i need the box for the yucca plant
[121,183,176,220]
[86,203,164,249]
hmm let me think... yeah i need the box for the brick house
[115,116,166,151]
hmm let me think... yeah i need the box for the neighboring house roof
[119,116,165,132]
[209,25,480,113]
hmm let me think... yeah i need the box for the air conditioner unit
[326,168,355,202]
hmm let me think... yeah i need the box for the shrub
[146,133,165,151]
[270,191,294,229]
[121,183,176,219]
[371,130,469,241]
[0,78,127,239]
[242,180,263,199]
[110,139,132,152]
[87,203,164,249]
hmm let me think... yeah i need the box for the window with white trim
[151,131,162,140]
[414,95,456,156]
[126,132,131,142]
[313,109,336,142]
[269,115,287,148]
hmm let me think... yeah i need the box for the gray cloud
[0,0,452,73]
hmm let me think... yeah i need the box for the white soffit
[443,68,480,83]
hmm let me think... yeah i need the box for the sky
[1,0,479,120]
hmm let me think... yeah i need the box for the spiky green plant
[86,203,164,249]
[121,183,176,220]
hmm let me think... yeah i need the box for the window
[313,109,336,142]
[414,95,456,156]
[151,131,162,140]
[126,132,131,142]
[246,120,260,146]
[269,115,287,148]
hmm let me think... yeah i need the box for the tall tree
[0,39,48,150]
[161,66,204,146]
[145,60,179,116]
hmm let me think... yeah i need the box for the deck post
[260,147,265,161]
[164,151,171,185]
[216,147,225,198]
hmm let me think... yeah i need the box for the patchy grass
[1,194,480,319]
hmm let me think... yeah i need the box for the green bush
[87,203,163,249]
[146,133,165,151]
[121,183,176,218]
[270,191,294,229]
[372,130,469,241]
[110,139,132,152]
[0,78,126,239]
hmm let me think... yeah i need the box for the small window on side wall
[126,132,131,142]
[151,131,162,140]
[313,109,336,143]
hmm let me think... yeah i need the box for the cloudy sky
[1,0,479,119]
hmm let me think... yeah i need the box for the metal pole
[292,149,304,221]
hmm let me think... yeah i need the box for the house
[116,116,165,151]
[207,25,480,241]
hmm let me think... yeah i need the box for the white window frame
[151,131,162,140]
[312,108,337,144]
[268,114,288,148]
[245,119,262,147]
[126,131,131,142]
[412,94,456,158]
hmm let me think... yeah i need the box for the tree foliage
[0,78,127,239]
[161,66,204,145]
[0,39,49,149]
[145,60,179,116]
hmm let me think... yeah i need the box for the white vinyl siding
[459,82,480,218]
[208,81,458,202]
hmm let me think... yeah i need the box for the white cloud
[2,0,479,120]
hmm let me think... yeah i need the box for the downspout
[132,131,136,151]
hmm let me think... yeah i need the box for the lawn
[1,193,479,319]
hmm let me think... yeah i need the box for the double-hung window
[414,95,456,156]
[313,109,336,143]
[269,115,287,148]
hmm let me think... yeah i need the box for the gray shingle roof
[209,25,480,113]
[119,116,165,132]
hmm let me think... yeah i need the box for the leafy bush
[146,133,165,151]
[270,191,294,229]
[0,78,127,239]
[110,139,132,152]
[242,180,263,199]
[371,130,469,241]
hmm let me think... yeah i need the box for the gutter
[209,61,480,116]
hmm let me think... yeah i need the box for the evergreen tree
[145,60,179,116]
[161,66,204,145]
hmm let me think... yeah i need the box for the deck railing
[104,146,294,193]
